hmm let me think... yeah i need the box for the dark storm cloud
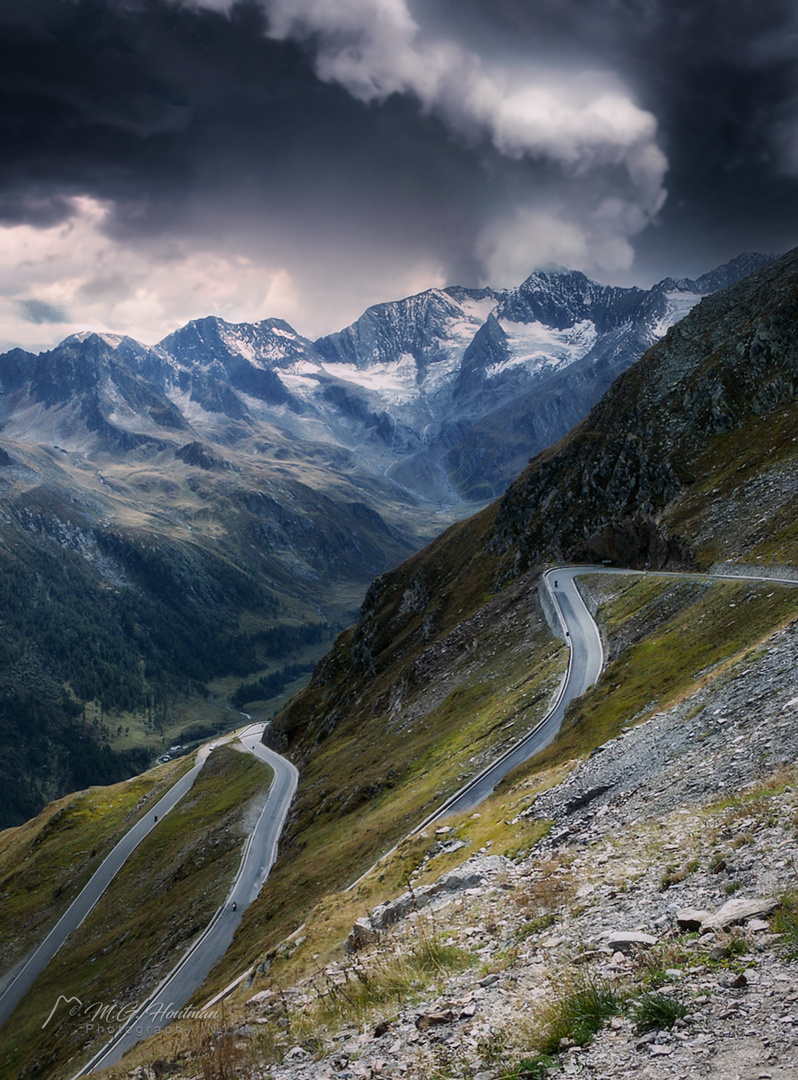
[0,0,489,272]
[0,1,280,220]
[0,0,796,352]
[0,193,79,228]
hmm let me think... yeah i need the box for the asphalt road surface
[78,727,297,1075]
[417,563,798,827]
[416,567,604,825]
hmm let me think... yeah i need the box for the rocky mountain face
[492,247,798,574]
[272,246,798,754]
[310,255,770,501]
[258,246,798,966]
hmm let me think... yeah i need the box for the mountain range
[0,252,772,825]
[3,252,766,504]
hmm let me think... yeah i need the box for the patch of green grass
[516,912,559,941]
[0,755,194,976]
[637,940,695,989]
[708,765,798,817]
[771,891,798,960]
[660,857,699,891]
[412,936,472,976]
[723,934,748,956]
[535,975,622,1054]
[629,990,689,1033]
[513,1053,562,1079]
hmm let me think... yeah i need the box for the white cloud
[477,199,645,287]
[477,208,590,286]
[0,198,306,352]
[396,260,448,299]
[0,197,463,351]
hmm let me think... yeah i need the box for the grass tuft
[629,990,689,1033]
[513,1052,561,1079]
[535,974,622,1054]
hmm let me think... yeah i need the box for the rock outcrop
[345,855,513,951]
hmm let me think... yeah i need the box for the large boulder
[701,896,778,932]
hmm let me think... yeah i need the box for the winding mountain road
[81,562,798,1068]
[76,726,297,1075]
[415,567,603,828]
[417,563,798,827]
[0,720,296,1077]
[7,563,798,1074]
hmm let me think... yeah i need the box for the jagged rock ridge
[492,246,798,572]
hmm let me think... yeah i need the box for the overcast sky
[1,0,797,352]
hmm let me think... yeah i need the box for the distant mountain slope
[0,332,425,826]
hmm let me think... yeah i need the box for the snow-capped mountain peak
[0,253,774,505]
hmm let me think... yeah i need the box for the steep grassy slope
[0,756,193,978]
[219,511,568,990]
[223,245,798,997]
